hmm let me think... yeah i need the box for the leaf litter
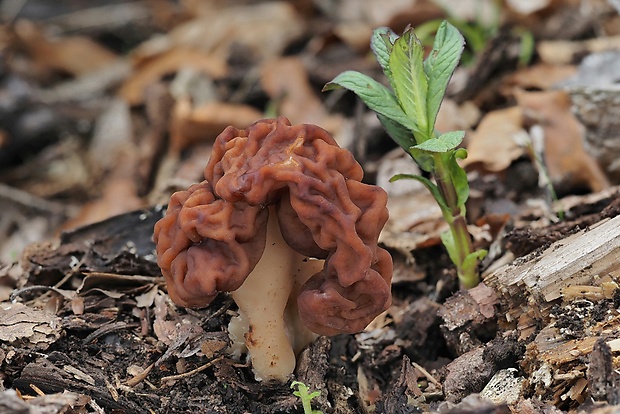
[0,0,620,413]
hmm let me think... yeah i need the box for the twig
[9,285,74,303]
[0,183,69,216]
[160,356,224,384]
[82,321,139,344]
[185,296,234,328]
[411,361,442,388]
[124,363,155,388]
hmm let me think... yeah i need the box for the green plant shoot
[291,381,323,414]
[323,21,486,288]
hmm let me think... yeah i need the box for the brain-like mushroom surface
[154,116,392,379]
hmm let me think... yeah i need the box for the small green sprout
[291,381,323,414]
[324,21,487,288]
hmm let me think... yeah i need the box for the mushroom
[154,117,392,381]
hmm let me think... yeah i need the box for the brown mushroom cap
[154,182,267,308]
[154,116,392,335]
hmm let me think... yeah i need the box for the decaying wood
[21,206,164,286]
[14,358,148,413]
[485,215,620,408]
[588,338,620,405]
[485,215,620,332]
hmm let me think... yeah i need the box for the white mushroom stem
[228,206,324,382]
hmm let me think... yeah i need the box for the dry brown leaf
[380,195,446,257]
[62,98,144,230]
[462,107,527,172]
[538,35,620,65]
[135,285,159,308]
[13,20,117,77]
[261,57,342,134]
[377,150,447,257]
[435,99,480,134]
[376,149,425,198]
[132,2,304,64]
[503,63,577,92]
[119,48,227,105]
[169,97,263,153]
[332,22,373,52]
[62,177,143,231]
[153,291,177,345]
[515,89,610,193]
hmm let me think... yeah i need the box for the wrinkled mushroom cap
[154,117,392,335]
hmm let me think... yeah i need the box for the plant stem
[302,398,314,414]
[451,216,478,288]
[434,158,479,288]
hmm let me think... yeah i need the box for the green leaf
[408,147,435,173]
[411,130,464,153]
[423,21,465,134]
[388,29,430,140]
[377,114,415,150]
[370,27,397,76]
[390,173,450,218]
[323,71,417,131]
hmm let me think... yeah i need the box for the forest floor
[1,1,620,413]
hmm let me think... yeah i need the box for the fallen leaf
[261,57,343,134]
[538,35,620,65]
[515,89,610,193]
[62,176,144,231]
[332,22,373,52]
[376,149,425,198]
[135,285,159,308]
[131,2,304,65]
[377,149,449,258]
[169,97,263,153]
[62,99,144,229]
[435,99,480,135]
[13,20,117,77]
[153,291,177,345]
[503,63,577,92]
[462,107,527,172]
[119,48,227,105]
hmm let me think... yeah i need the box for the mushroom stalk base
[228,206,323,382]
